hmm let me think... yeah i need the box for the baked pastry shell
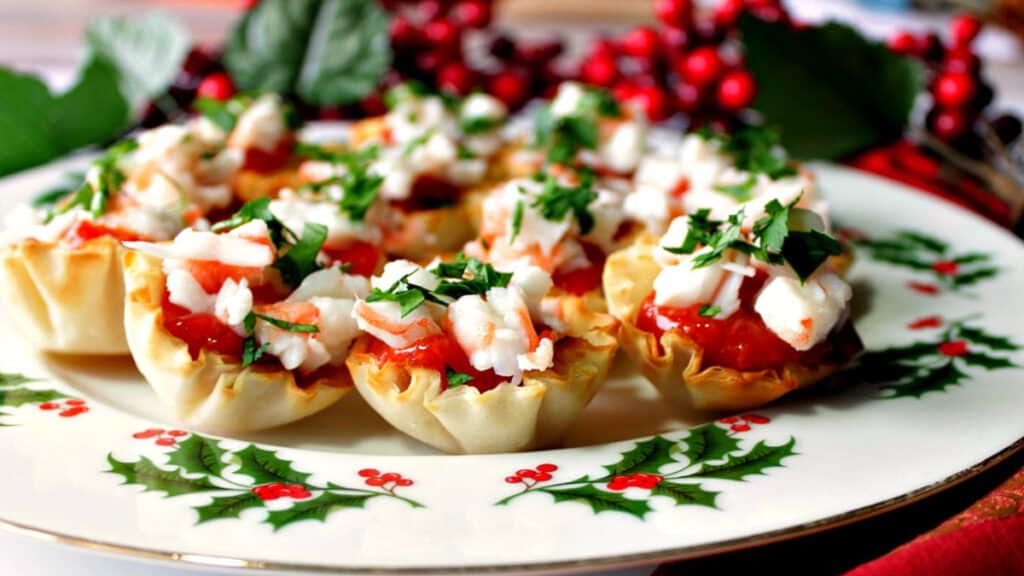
[122,250,350,433]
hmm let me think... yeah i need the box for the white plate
[1,143,1022,575]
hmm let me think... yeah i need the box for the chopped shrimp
[353,300,441,349]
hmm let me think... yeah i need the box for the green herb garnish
[713,176,757,202]
[46,139,138,222]
[211,197,296,248]
[365,272,447,318]
[272,222,328,287]
[445,367,474,388]
[298,143,383,221]
[533,86,620,165]
[530,170,598,234]
[432,254,513,299]
[510,199,524,243]
[698,304,721,317]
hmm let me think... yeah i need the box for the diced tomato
[185,260,267,294]
[242,138,295,173]
[320,240,382,277]
[670,177,690,199]
[161,293,244,360]
[65,220,146,249]
[552,242,606,295]
[635,272,829,372]
[367,333,508,392]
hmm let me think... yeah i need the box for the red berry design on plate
[607,473,663,491]
[939,340,970,357]
[155,437,177,447]
[730,424,751,432]
[909,316,944,330]
[196,72,235,102]
[931,260,960,276]
[536,463,558,473]
[358,468,380,478]
[39,403,59,411]
[907,281,940,295]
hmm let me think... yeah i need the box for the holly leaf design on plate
[688,438,797,481]
[264,492,372,531]
[168,435,228,478]
[958,353,1016,370]
[0,387,67,407]
[233,445,311,485]
[952,268,999,288]
[195,492,265,525]
[540,485,652,519]
[650,482,719,509]
[0,373,35,387]
[884,362,967,398]
[680,424,741,465]
[603,436,677,476]
[107,455,220,497]
[958,326,1019,352]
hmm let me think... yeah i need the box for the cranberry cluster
[889,14,1021,156]
[358,468,414,488]
[38,398,89,418]
[607,473,664,491]
[577,0,782,125]
[132,427,189,446]
[251,483,312,501]
[504,463,557,486]
[719,413,770,432]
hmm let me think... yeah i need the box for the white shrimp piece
[373,260,440,292]
[270,192,381,245]
[163,261,215,314]
[599,120,646,174]
[508,263,554,317]
[584,186,627,252]
[229,94,288,152]
[623,183,673,235]
[308,297,361,367]
[214,278,253,329]
[754,271,852,351]
[353,300,441,350]
[287,268,370,302]
[447,286,549,379]
[124,225,274,267]
[652,247,726,308]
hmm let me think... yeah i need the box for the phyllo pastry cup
[0,235,128,354]
[603,235,862,413]
[122,250,350,433]
[346,296,619,454]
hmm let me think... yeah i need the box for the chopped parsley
[445,367,474,388]
[510,199,524,243]
[460,115,502,135]
[663,196,841,282]
[432,253,513,299]
[533,86,620,165]
[195,93,302,133]
[272,222,328,287]
[698,304,721,317]
[241,338,270,367]
[46,139,138,222]
[239,311,319,367]
[365,271,447,318]
[530,170,598,234]
[211,197,296,248]
[713,176,757,202]
[402,129,435,158]
[699,125,797,181]
[297,143,383,222]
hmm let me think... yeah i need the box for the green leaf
[0,374,36,387]
[212,197,295,248]
[51,58,130,151]
[432,254,513,299]
[689,438,797,481]
[714,176,757,201]
[781,229,842,282]
[241,338,270,368]
[957,326,1019,352]
[603,436,677,476]
[541,485,652,519]
[650,482,719,508]
[740,17,923,159]
[884,361,966,398]
[193,97,241,133]
[167,435,228,478]
[698,304,720,318]
[272,222,328,287]
[106,455,220,497]
[0,387,67,407]
[952,268,999,288]
[952,252,990,265]
[0,68,61,176]
[445,367,474,388]
[234,445,311,486]
[510,199,524,243]
[896,231,947,254]
[86,12,191,111]
[251,311,321,334]
[264,492,372,531]
[958,352,1016,370]
[862,341,939,364]
[195,492,265,524]
[531,170,598,234]
[681,424,742,465]
[224,0,391,106]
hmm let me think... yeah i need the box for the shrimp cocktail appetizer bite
[346,255,619,453]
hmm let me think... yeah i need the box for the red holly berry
[489,69,530,108]
[505,476,521,484]
[424,19,460,51]
[730,424,751,432]
[938,340,970,357]
[358,468,380,478]
[39,403,60,411]
[949,14,982,48]
[907,281,940,295]
[167,430,188,437]
[366,477,387,487]
[713,0,745,28]
[671,81,703,114]
[155,437,177,447]
[453,0,492,29]
[654,0,693,28]
[629,85,672,121]
[930,108,968,141]
[132,428,164,438]
[719,416,739,424]
[516,469,538,479]
[380,472,401,482]
[534,473,552,482]
[396,478,414,487]
[680,46,723,87]
[743,414,771,424]
[620,26,661,59]
[888,31,918,55]
[612,81,640,104]
[437,61,474,95]
[59,407,88,418]
[589,38,618,60]
[418,0,445,21]
[580,55,619,87]
[660,25,691,56]
[536,463,558,473]
[932,260,960,276]
[360,92,388,117]
[196,72,235,102]
[716,69,756,110]
[66,399,87,407]
[943,47,980,75]
[908,316,943,330]
[934,73,976,108]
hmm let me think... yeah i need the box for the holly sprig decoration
[0,373,69,427]
[496,422,796,519]
[845,316,1019,398]
[107,433,423,531]
[851,230,999,292]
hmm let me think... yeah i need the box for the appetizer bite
[346,255,619,453]
[623,126,823,234]
[464,168,627,306]
[603,199,862,412]
[122,200,368,432]
[345,82,510,260]
[1,117,241,354]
